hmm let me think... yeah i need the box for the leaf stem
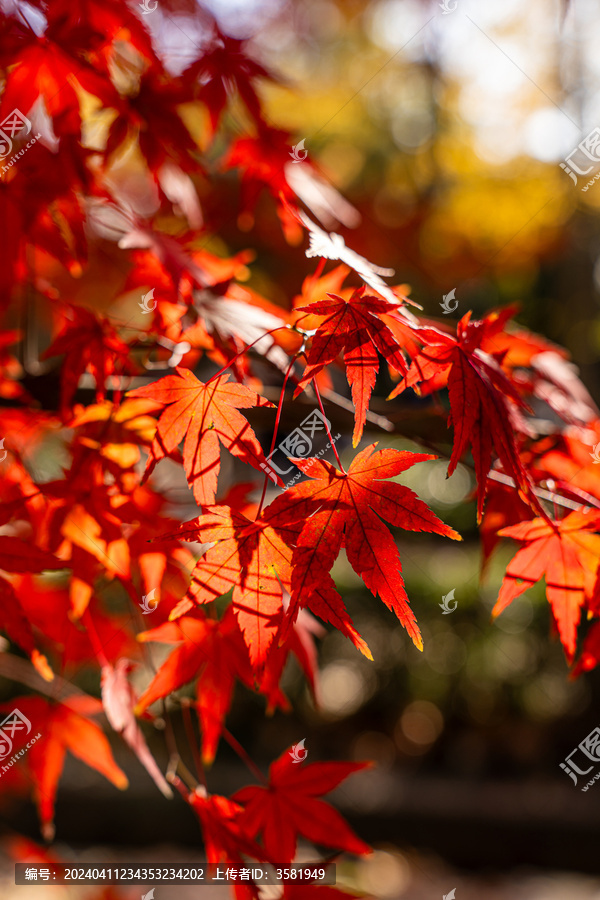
[222,728,268,785]
[256,347,303,516]
[162,701,199,791]
[81,609,110,669]
[312,378,345,472]
[206,325,292,385]
[181,698,208,788]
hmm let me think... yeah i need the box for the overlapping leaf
[136,608,255,763]
[295,289,408,446]
[269,444,461,652]
[153,505,297,666]
[389,311,542,519]
[44,308,134,412]
[128,369,277,506]
[187,789,268,866]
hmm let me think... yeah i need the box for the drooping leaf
[493,509,600,661]
[101,658,172,798]
[182,24,274,135]
[389,311,543,519]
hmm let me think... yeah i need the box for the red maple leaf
[0,537,68,681]
[45,0,158,74]
[222,126,295,209]
[479,479,535,572]
[269,445,461,652]
[259,608,324,710]
[187,788,268,865]
[154,504,298,667]
[12,576,139,670]
[0,579,53,682]
[128,369,277,506]
[233,747,371,863]
[135,607,255,764]
[530,430,600,507]
[295,289,408,446]
[33,465,131,619]
[68,398,158,485]
[389,311,542,519]
[182,24,273,135]
[493,509,600,661]
[0,695,127,841]
[0,38,117,138]
[44,307,134,412]
[105,68,198,175]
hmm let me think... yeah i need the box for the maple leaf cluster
[0,0,599,891]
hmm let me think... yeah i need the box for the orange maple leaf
[493,509,600,661]
[0,696,127,841]
[128,369,277,506]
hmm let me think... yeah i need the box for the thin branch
[180,699,207,789]
[206,325,293,385]
[222,728,268,785]
[312,378,345,471]
[321,387,394,432]
[256,345,304,515]
[0,654,88,707]
[487,470,598,512]
[161,699,199,791]
[390,426,596,513]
